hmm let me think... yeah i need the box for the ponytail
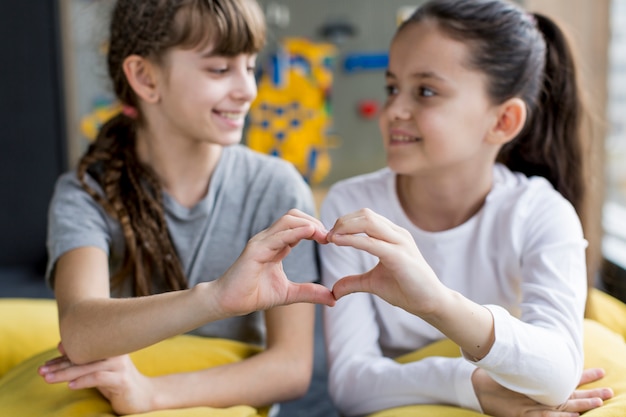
[77,113,187,296]
[497,13,585,213]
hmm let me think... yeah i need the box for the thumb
[287,282,336,307]
[332,274,371,300]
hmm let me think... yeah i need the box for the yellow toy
[247,38,337,185]
[80,99,122,141]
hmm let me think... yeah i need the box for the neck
[135,127,224,209]
[396,166,493,232]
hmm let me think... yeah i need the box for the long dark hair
[77,0,266,296]
[402,0,585,213]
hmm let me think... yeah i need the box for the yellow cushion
[0,298,60,378]
[0,336,267,416]
[367,298,626,417]
[586,288,626,341]
[0,298,268,416]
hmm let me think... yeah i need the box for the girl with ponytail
[320,0,614,415]
[38,0,334,414]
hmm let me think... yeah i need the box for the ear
[122,55,161,104]
[486,98,527,145]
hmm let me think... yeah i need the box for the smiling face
[380,20,501,178]
[152,44,258,147]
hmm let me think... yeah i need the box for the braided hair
[77,0,266,296]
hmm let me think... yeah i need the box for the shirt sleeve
[320,187,481,416]
[469,187,587,406]
[46,171,118,287]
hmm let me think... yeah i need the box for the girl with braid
[37,0,334,414]
[320,0,618,416]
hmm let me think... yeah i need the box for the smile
[390,134,419,143]
[215,111,244,121]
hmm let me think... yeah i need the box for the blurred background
[1,0,624,302]
[0,1,624,416]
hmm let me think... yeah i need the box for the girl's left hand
[327,208,446,316]
[472,367,614,417]
[38,342,155,415]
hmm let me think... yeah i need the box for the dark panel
[0,1,66,268]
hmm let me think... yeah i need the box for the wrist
[150,375,175,411]
[193,281,231,322]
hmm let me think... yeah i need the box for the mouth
[214,110,246,124]
[389,133,420,144]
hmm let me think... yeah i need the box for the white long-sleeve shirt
[320,165,587,416]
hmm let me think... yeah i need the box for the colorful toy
[247,38,338,185]
[80,98,122,142]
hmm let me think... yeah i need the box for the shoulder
[493,164,575,213]
[491,164,582,238]
[50,170,103,207]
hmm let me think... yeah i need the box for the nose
[231,68,257,103]
[384,94,412,121]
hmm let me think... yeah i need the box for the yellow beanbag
[0,299,267,417]
[0,298,60,377]
[367,290,626,417]
[586,288,626,341]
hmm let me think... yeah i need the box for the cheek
[378,113,386,138]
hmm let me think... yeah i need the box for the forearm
[60,282,226,364]
[474,305,582,406]
[419,289,495,361]
[329,356,479,416]
[150,340,313,410]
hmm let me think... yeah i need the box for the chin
[386,154,415,175]
[211,133,243,147]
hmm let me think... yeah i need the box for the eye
[208,67,228,75]
[419,87,436,97]
[385,85,399,96]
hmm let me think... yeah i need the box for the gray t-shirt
[46,145,319,346]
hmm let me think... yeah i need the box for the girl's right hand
[327,208,445,316]
[214,209,336,316]
[39,343,156,415]
[472,367,614,417]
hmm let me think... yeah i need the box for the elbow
[280,356,314,401]
[328,369,359,416]
[526,354,582,406]
[58,318,94,365]
[290,375,311,399]
[536,370,580,406]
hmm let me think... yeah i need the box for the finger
[259,224,326,255]
[42,355,70,367]
[578,368,606,386]
[266,209,328,240]
[68,370,117,390]
[42,359,107,384]
[286,282,336,307]
[39,357,74,375]
[558,397,603,413]
[258,215,328,247]
[570,387,614,401]
[329,208,408,240]
[328,210,415,259]
[328,209,392,240]
[284,208,327,231]
[332,274,372,300]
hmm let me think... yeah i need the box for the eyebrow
[385,70,447,82]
